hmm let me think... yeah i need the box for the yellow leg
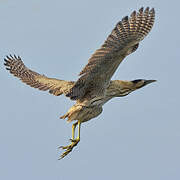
[71,122,78,140]
[71,120,81,142]
[77,120,81,140]
[58,120,81,159]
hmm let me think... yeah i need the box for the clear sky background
[1,0,180,179]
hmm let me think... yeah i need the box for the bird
[4,7,156,159]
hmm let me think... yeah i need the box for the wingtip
[150,7,155,14]
[6,55,11,60]
[5,54,21,60]
[6,67,11,70]
[139,7,144,13]
[4,58,8,63]
[122,16,128,21]
[138,7,155,14]
[145,7,150,13]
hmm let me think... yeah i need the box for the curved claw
[58,148,73,160]
[58,145,69,150]
[58,138,80,160]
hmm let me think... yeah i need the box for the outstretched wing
[4,55,74,96]
[66,7,155,100]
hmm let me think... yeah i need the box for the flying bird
[4,7,156,159]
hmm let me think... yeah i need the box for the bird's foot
[58,138,80,159]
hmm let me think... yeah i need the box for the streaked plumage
[4,7,156,159]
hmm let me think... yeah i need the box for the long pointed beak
[144,79,157,85]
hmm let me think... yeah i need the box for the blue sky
[1,0,180,179]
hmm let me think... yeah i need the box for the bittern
[4,7,156,159]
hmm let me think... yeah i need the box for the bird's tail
[60,105,82,123]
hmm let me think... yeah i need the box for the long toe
[59,147,73,160]
[58,139,80,159]
[58,145,69,150]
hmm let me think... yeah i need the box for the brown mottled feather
[66,7,155,100]
[4,55,74,96]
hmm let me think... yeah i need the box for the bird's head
[108,79,156,97]
[131,79,157,90]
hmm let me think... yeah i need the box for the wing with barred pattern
[66,7,155,100]
[4,55,74,96]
